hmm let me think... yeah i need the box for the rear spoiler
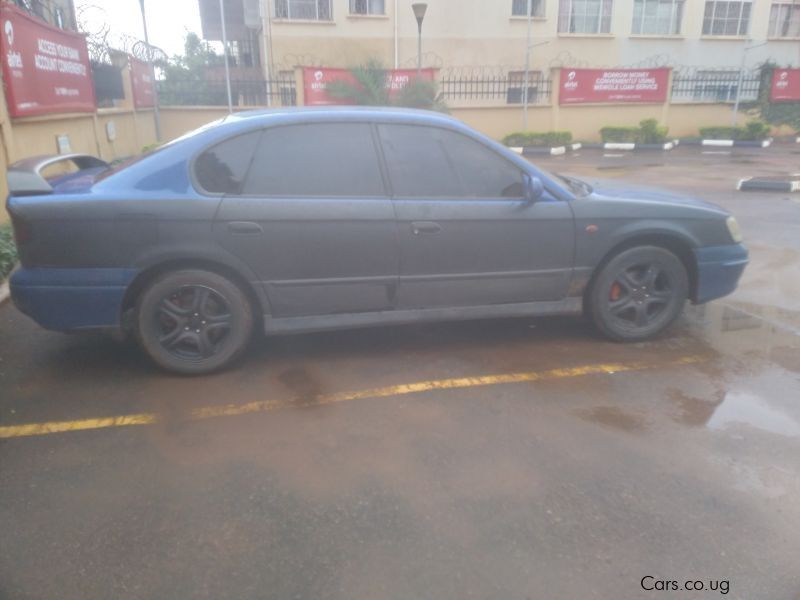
[7,154,109,196]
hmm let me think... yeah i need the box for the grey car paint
[7,108,740,338]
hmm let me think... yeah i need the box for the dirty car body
[6,108,748,373]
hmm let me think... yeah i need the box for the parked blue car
[6,108,748,374]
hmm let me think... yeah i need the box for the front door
[213,122,398,317]
[376,124,575,309]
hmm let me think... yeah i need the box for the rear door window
[243,123,386,197]
[194,131,262,195]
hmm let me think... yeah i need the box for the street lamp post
[412,3,427,78]
[218,0,234,114]
[731,40,767,127]
[138,0,162,141]
[522,0,532,129]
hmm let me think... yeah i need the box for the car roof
[218,106,464,131]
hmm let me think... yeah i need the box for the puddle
[668,389,726,427]
[706,391,800,438]
[575,406,646,433]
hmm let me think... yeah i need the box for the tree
[158,33,227,106]
[327,58,447,112]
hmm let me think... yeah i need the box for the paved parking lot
[1,144,800,599]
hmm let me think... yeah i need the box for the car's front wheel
[588,246,688,342]
[135,269,254,374]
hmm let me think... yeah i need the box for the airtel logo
[4,20,23,70]
[564,70,579,90]
[314,70,324,81]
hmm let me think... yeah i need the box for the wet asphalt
[1,144,800,599]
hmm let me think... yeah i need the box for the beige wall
[0,108,159,223]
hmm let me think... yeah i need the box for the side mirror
[523,173,544,205]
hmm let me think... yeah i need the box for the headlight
[726,216,743,243]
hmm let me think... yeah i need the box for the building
[199,0,800,82]
[2,0,77,30]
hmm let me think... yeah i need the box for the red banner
[302,67,437,106]
[0,4,95,117]
[130,57,156,108]
[770,68,800,102]
[559,68,670,105]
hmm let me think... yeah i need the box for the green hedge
[600,119,669,144]
[0,222,17,282]
[502,130,573,147]
[600,126,640,143]
[699,121,771,141]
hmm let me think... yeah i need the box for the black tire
[588,246,688,342]
[135,269,254,374]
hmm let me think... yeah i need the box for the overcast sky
[75,0,203,57]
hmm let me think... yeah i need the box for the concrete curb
[0,281,9,306]
[682,138,772,148]
[581,141,675,151]
[737,176,800,193]
[512,143,582,156]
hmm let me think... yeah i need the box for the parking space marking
[0,355,707,440]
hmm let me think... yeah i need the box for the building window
[350,0,386,15]
[769,2,800,37]
[632,0,683,34]
[507,71,543,104]
[558,0,613,34]
[275,0,332,20]
[702,1,752,36]
[512,0,545,17]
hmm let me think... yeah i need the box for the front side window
[274,0,332,20]
[512,0,546,17]
[558,0,613,34]
[769,2,800,37]
[702,1,752,35]
[378,125,525,199]
[350,0,385,15]
[632,0,683,34]
[195,132,262,195]
[243,123,385,197]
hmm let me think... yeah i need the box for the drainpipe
[394,0,399,69]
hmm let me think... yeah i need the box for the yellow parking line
[0,354,707,440]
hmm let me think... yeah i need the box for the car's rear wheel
[135,269,254,374]
[588,246,688,342]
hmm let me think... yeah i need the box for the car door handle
[227,221,263,234]
[411,221,441,235]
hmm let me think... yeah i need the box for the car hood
[582,177,728,214]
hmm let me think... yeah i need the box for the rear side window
[378,124,525,199]
[195,131,262,194]
[243,123,385,197]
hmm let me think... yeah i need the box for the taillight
[10,215,32,245]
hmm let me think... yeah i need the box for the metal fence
[439,76,553,105]
[670,70,761,103]
[157,77,297,108]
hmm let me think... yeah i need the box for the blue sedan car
[6,108,748,374]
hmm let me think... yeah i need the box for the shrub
[743,120,771,140]
[501,130,572,147]
[699,121,771,141]
[638,118,669,144]
[698,126,739,140]
[0,222,18,282]
[599,126,640,143]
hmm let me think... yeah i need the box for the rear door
[212,122,398,317]
[377,123,575,309]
